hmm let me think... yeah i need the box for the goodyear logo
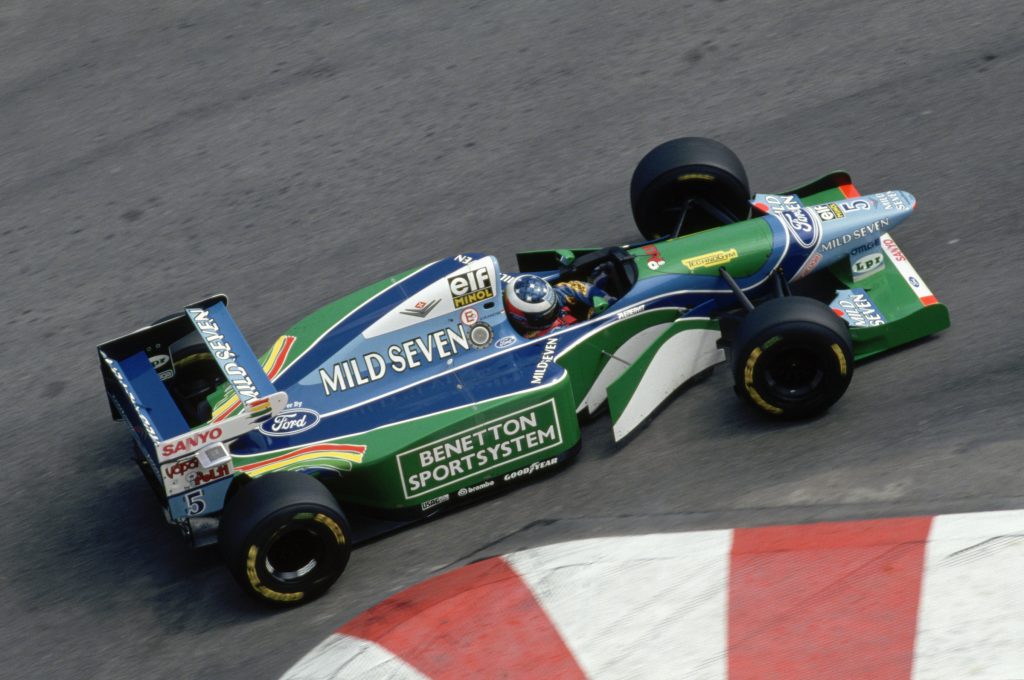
[682,248,738,272]
[448,266,494,308]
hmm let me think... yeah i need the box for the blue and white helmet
[504,274,558,331]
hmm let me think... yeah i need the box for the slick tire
[219,472,351,607]
[630,137,751,239]
[731,297,854,419]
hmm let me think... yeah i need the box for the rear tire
[219,472,351,606]
[630,137,751,239]
[731,297,853,418]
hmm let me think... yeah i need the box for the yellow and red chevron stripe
[237,442,367,477]
[211,335,296,422]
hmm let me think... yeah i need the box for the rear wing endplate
[184,302,277,406]
[99,349,191,457]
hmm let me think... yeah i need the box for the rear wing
[99,296,286,519]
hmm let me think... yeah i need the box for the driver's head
[504,274,558,331]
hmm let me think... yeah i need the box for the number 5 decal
[840,199,871,212]
[185,489,206,515]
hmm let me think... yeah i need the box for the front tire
[731,297,853,418]
[630,137,751,239]
[219,472,351,606]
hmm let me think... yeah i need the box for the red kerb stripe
[728,516,933,680]
[340,557,586,679]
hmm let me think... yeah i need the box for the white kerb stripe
[505,530,733,680]
[280,634,429,680]
[912,509,1024,679]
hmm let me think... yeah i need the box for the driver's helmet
[504,274,559,331]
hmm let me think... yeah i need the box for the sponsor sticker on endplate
[831,289,887,328]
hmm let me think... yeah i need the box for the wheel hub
[765,347,823,398]
[265,528,321,581]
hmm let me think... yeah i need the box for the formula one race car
[98,137,949,605]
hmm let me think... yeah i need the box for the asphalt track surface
[1,1,1021,678]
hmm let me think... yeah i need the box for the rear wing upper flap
[98,295,286,461]
[98,294,228,363]
[183,301,276,404]
[98,294,227,424]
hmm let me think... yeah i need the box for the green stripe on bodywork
[634,220,774,281]
[556,308,680,409]
[606,317,720,426]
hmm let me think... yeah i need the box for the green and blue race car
[98,137,949,605]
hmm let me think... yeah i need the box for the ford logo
[779,209,818,248]
[260,407,320,437]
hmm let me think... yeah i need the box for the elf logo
[448,266,494,308]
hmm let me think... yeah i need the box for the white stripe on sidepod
[505,531,733,680]
[280,634,429,680]
[612,327,723,441]
[578,323,672,415]
[912,509,1024,679]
